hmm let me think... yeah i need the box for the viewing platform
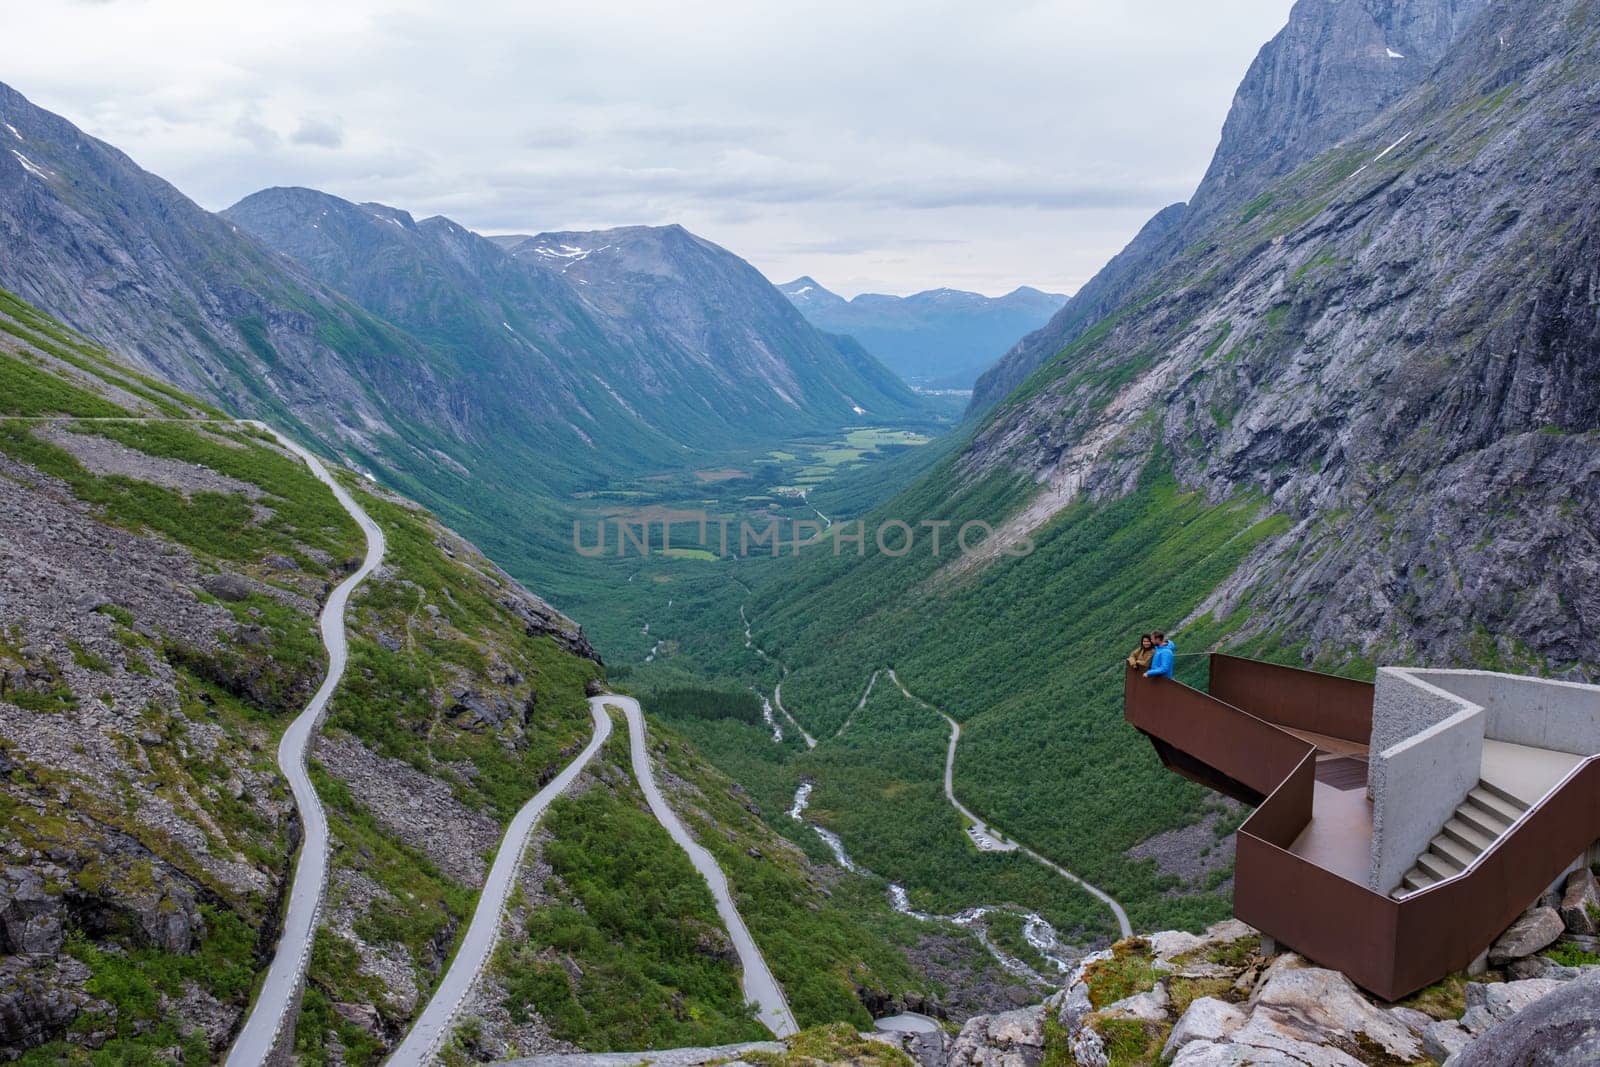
[1126,654,1600,1000]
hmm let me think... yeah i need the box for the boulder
[1489,907,1565,964]
[982,1006,1043,1048]
[1507,955,1583,981]
[1170,1041,1302,1066]
[1099,982,1168,1022]
[1464,978,1567,1023]
[1422,1019,1473,1062]
[1239,960,1423,1063]
[1559,868,1599,936]
[0,867,66,955]
[1453,972,1600,1066]
[71,592,110,614]
[1163,997,1247,1059]
[1048,978,1092,1032]
[1068,1025,1107,1067]
[1387,1005,1434,1036]
[1148,929,1206,960]
[333,1001,383,1035]
[947,1006,1046,1067]
[198,573,253,602]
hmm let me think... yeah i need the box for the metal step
[1429,834,1479,869]
[1441,817,1494,854]
[1478,779,1530,813]
[1416,851,1463,881]
[1457,803,1512,839]
[1466,787,1524,824]
[1403,869,1437,893]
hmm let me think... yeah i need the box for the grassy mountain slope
[0,289,1022,1063]
[624,0,1600,948]
[0,86,928,643]
[0,288,601,1062]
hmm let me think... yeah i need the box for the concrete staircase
[1391,781,1529,899]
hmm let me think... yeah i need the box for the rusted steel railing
[1126,657,1600,1001]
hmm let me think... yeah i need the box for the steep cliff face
[1186,0,1492,221]
[963,0,1600,669]
[970,0,1492,413]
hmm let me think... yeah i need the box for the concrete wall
[1401,670,1600,757]
[1367,669,1485,893]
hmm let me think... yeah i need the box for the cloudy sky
[3,0,1292,296]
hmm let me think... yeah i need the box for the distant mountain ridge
[224,191,914,453]
[776,277,1066,390]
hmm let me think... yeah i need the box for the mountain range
[0,83,921,605]
[776,278,1066,390]
[1,0,1597,1062]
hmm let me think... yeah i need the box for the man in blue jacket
[1146,631,1175,679]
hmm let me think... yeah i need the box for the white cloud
[0,0,1293,295]
[290,115,344,149]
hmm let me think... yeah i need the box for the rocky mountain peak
[1190,0,1493,220]
[970,0,1492,413]
[778,276,847,309]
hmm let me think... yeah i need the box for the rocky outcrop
[1558,868,1599,937]
[313,731,501,886]
[945,915,1600,1067]
[1453,971,1600,1066]
[0,867,63,955]
[947,1005,1045,1067]
[0,956,99,1053]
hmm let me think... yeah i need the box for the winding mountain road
[885,671,1133,940]
[387,703,613,1067]
[390,695,796,1061]
[226,426,387,1067]
[607,694,800,1038]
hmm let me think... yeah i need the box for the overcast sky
[3,1,1292,297]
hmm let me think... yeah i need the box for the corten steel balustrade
[1125,655,1600,1001]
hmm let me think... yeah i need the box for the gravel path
[605,693,800,1038]
[386,703,613,1067]
[225,424,388,1066]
